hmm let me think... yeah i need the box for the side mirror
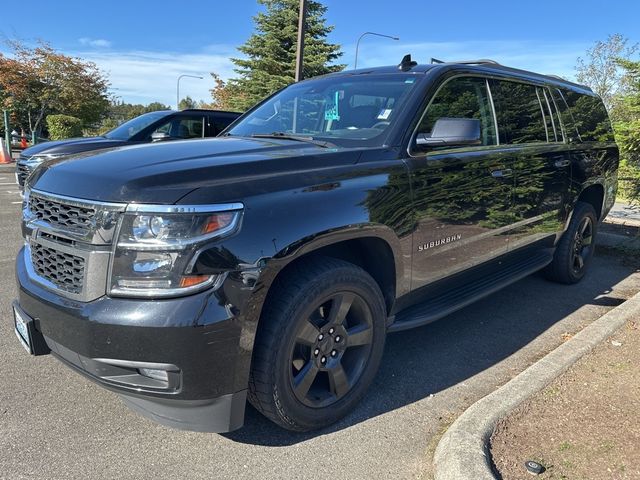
[151,131,171,142]
[416,118,482,148]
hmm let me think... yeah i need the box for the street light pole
[354,32,400,69]
[176,74,204,110]
[294,0,308,82]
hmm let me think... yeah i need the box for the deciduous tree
[575,34,638,112]
[0,40,110,136]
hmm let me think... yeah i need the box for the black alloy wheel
[571,216,594,275]
[545,201,598,284]
[289,291,374,408]
[248,257,386,431]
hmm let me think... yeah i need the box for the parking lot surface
[1,179,639,480]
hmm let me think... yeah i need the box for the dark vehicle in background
[13,57,618,433]
[15,109,241,188]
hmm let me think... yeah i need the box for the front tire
[545,201,598,284]
[248,257,387,431]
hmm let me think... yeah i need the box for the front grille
[31,243,85,294]
[28,193,96,233]
[17,162,32,187]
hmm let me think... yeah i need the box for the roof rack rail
[430,58,501,65]
[545,74,567,81]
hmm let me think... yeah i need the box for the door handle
[554,159,571,168]
[491,168,513,178]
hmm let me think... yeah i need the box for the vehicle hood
[20,137,128,157]
[30,137,363,204]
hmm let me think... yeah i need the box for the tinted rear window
[489,80,548,144]
[560,90,614,143]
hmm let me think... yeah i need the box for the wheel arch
[577,183,605,220]
[264,225,404,317]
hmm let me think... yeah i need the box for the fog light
[138,368,169,382]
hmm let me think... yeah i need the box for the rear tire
[248,257,386,431]
[545,201,598,284]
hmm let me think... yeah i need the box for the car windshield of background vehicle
[227,74,419,147]
[103,111,170,141]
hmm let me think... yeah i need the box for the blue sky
[2,0,638,106]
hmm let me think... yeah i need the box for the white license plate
[14,307,31,353]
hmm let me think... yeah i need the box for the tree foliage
[211,0,344,111]
[575,35,640,203]
[178,96,197,110]
[0,40,110,135]
[576,34,638,111]
[46,114,83,140]
[613,59,640,202]
[95,100,171,135]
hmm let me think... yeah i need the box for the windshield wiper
[250,132,336,148]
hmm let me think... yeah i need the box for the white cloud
[6,39,588,108]
[82,39,588,108]
[343,39,589,81]
[78,37,112,48]
[76,46,238,107]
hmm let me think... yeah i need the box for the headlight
[109,204,243,297]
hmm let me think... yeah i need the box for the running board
[388,250,553,333]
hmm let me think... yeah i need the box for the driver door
[404,75,516,289]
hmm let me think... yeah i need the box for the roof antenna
[398,54,418,71]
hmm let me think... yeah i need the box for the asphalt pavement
[1,180,639,480]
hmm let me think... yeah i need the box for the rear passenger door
[489,79,571,251]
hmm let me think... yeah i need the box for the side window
[153,116,204,139]
[418,77,497,146]
[210,115,235,136]
[542,88,562,142]
[561,89,614,143]
[551,89,580,142]
[490,80,548,144]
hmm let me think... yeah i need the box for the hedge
[46,115,83,140]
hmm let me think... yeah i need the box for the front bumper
[15,246,250,432]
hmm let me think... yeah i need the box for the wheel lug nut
[335,335,341,343]
[331,350,337,357]
[321,356,327,364]
[329,327,335,334]
[314,348,320,356]
[318,334,324,341]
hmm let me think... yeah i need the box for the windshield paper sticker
[325,91,341,121]
[377,109,392,120]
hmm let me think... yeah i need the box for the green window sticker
[324,91,341,121]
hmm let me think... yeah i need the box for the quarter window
[418,77,497,146]
[490,80,548,144]
[560,89,614,143]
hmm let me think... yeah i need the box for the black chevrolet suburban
[13,57,618,433]
[16,109,241,188]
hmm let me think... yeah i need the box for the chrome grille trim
[28,193,96,233]
[16,162,32,187]
[30,242,85,294]
[22,189,126,301]
[24,189,126,245]
[24,235,112,302]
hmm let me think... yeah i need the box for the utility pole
[294,0,308,82]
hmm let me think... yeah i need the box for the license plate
[14,307,32,353]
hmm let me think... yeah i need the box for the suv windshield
[104,111,171,141]
[227,74,420,147]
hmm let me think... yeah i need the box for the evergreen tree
[212,0,344,111]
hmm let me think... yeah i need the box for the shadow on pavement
[223,254,637,446]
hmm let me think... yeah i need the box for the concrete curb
[433,290,640,480]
